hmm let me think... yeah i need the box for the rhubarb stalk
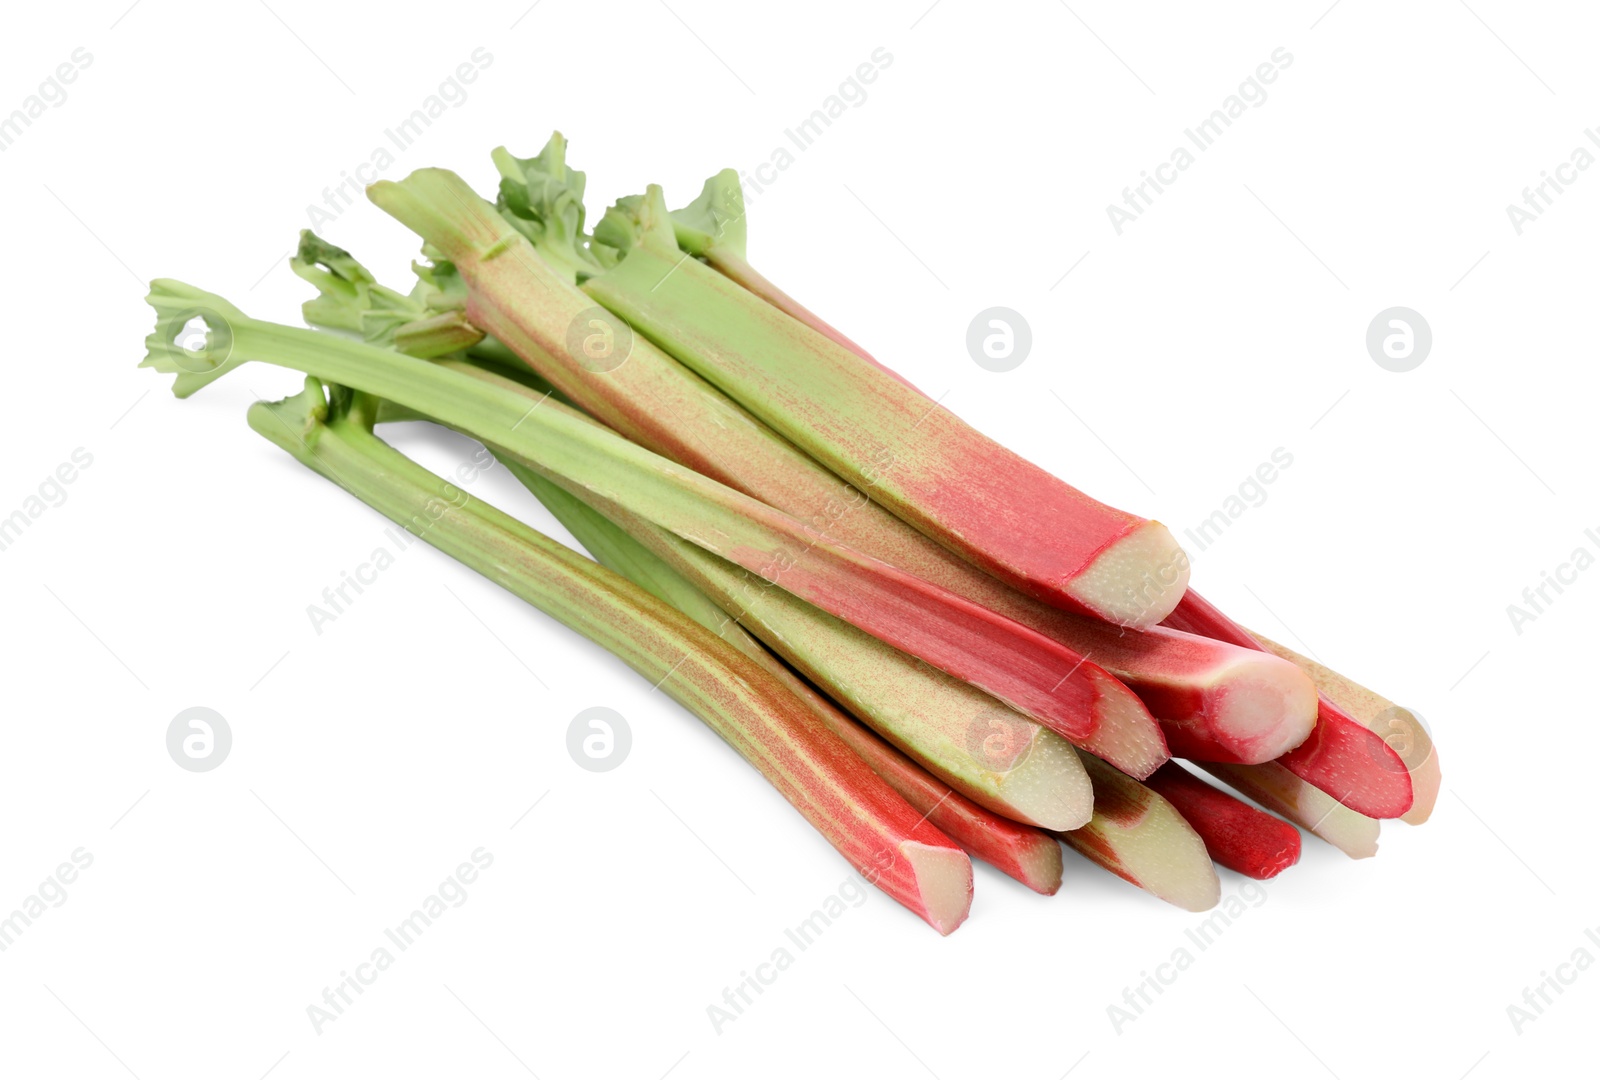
[1197,761,1379,860]
[144,277,1151,749]
[370,165,1298,776]
[500,442,1094,831]
[245,376,975,931]
[581,184,1190,628]
[1057,755,1220,912]
[1163,591,1414,819]
[668,168,912,389]
[518,465,1064,892]
[1141,763,1301,879]
[1250,632,1439,825]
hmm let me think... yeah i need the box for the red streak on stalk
[1142,763,1301,879]
[1162,592,1413,818]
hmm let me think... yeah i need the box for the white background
[1,1,1594,1077]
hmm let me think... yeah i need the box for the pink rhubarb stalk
[491,432,1093,831]
[1141,763,1301,879]
[1162,591,1414,819]
[1197,761,1379,860]
[1057,755,1221,911]
[522,466,1064,892]
[580,186,1191,628]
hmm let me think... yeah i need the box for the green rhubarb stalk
[582,183,1191,628]
[1057,756,1221,912]
[369,165,1174,776]
[243,375,974,932]
[1197,761,1379,860]
[669,171,991,405]
[143,279,1158,746]
[669,167,918,393]
[517,465,1064,893]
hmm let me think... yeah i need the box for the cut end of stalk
[1059,756,1221,911]
[1198,761,1380,860]
[1012,837,1066,896]
[1075,667,1171,779]
[1066,520,1190,628]
[1108,811,1223,912]
[998,728,1095,831]
[901,841,975,936]
[1252,632,1440,825]
[1193,654,1319,764]
[247,375,329,455]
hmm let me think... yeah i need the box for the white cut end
[1115,801,1223,912]
[902,842,974,936]
[1066,520,1190,628]
[1210,654,1319,763]
[1201,761,1379,860]
[1399,746,1441,825]
[1076,668,1170,779]
[1017,841,1065,896]
[998,729,1095,831]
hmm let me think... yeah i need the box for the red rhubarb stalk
[521,466,1064,893]
[1057,755,1221,911]
[236,375,974,931]
[1250,632,1440,825]
[1197,761,1379,860]
[1141,763,1301,879]
[580,186,1191,629]
[1162,591,1414,819]
[490,434,1093,831]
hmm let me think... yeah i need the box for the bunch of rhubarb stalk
[141,134,1439,934]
